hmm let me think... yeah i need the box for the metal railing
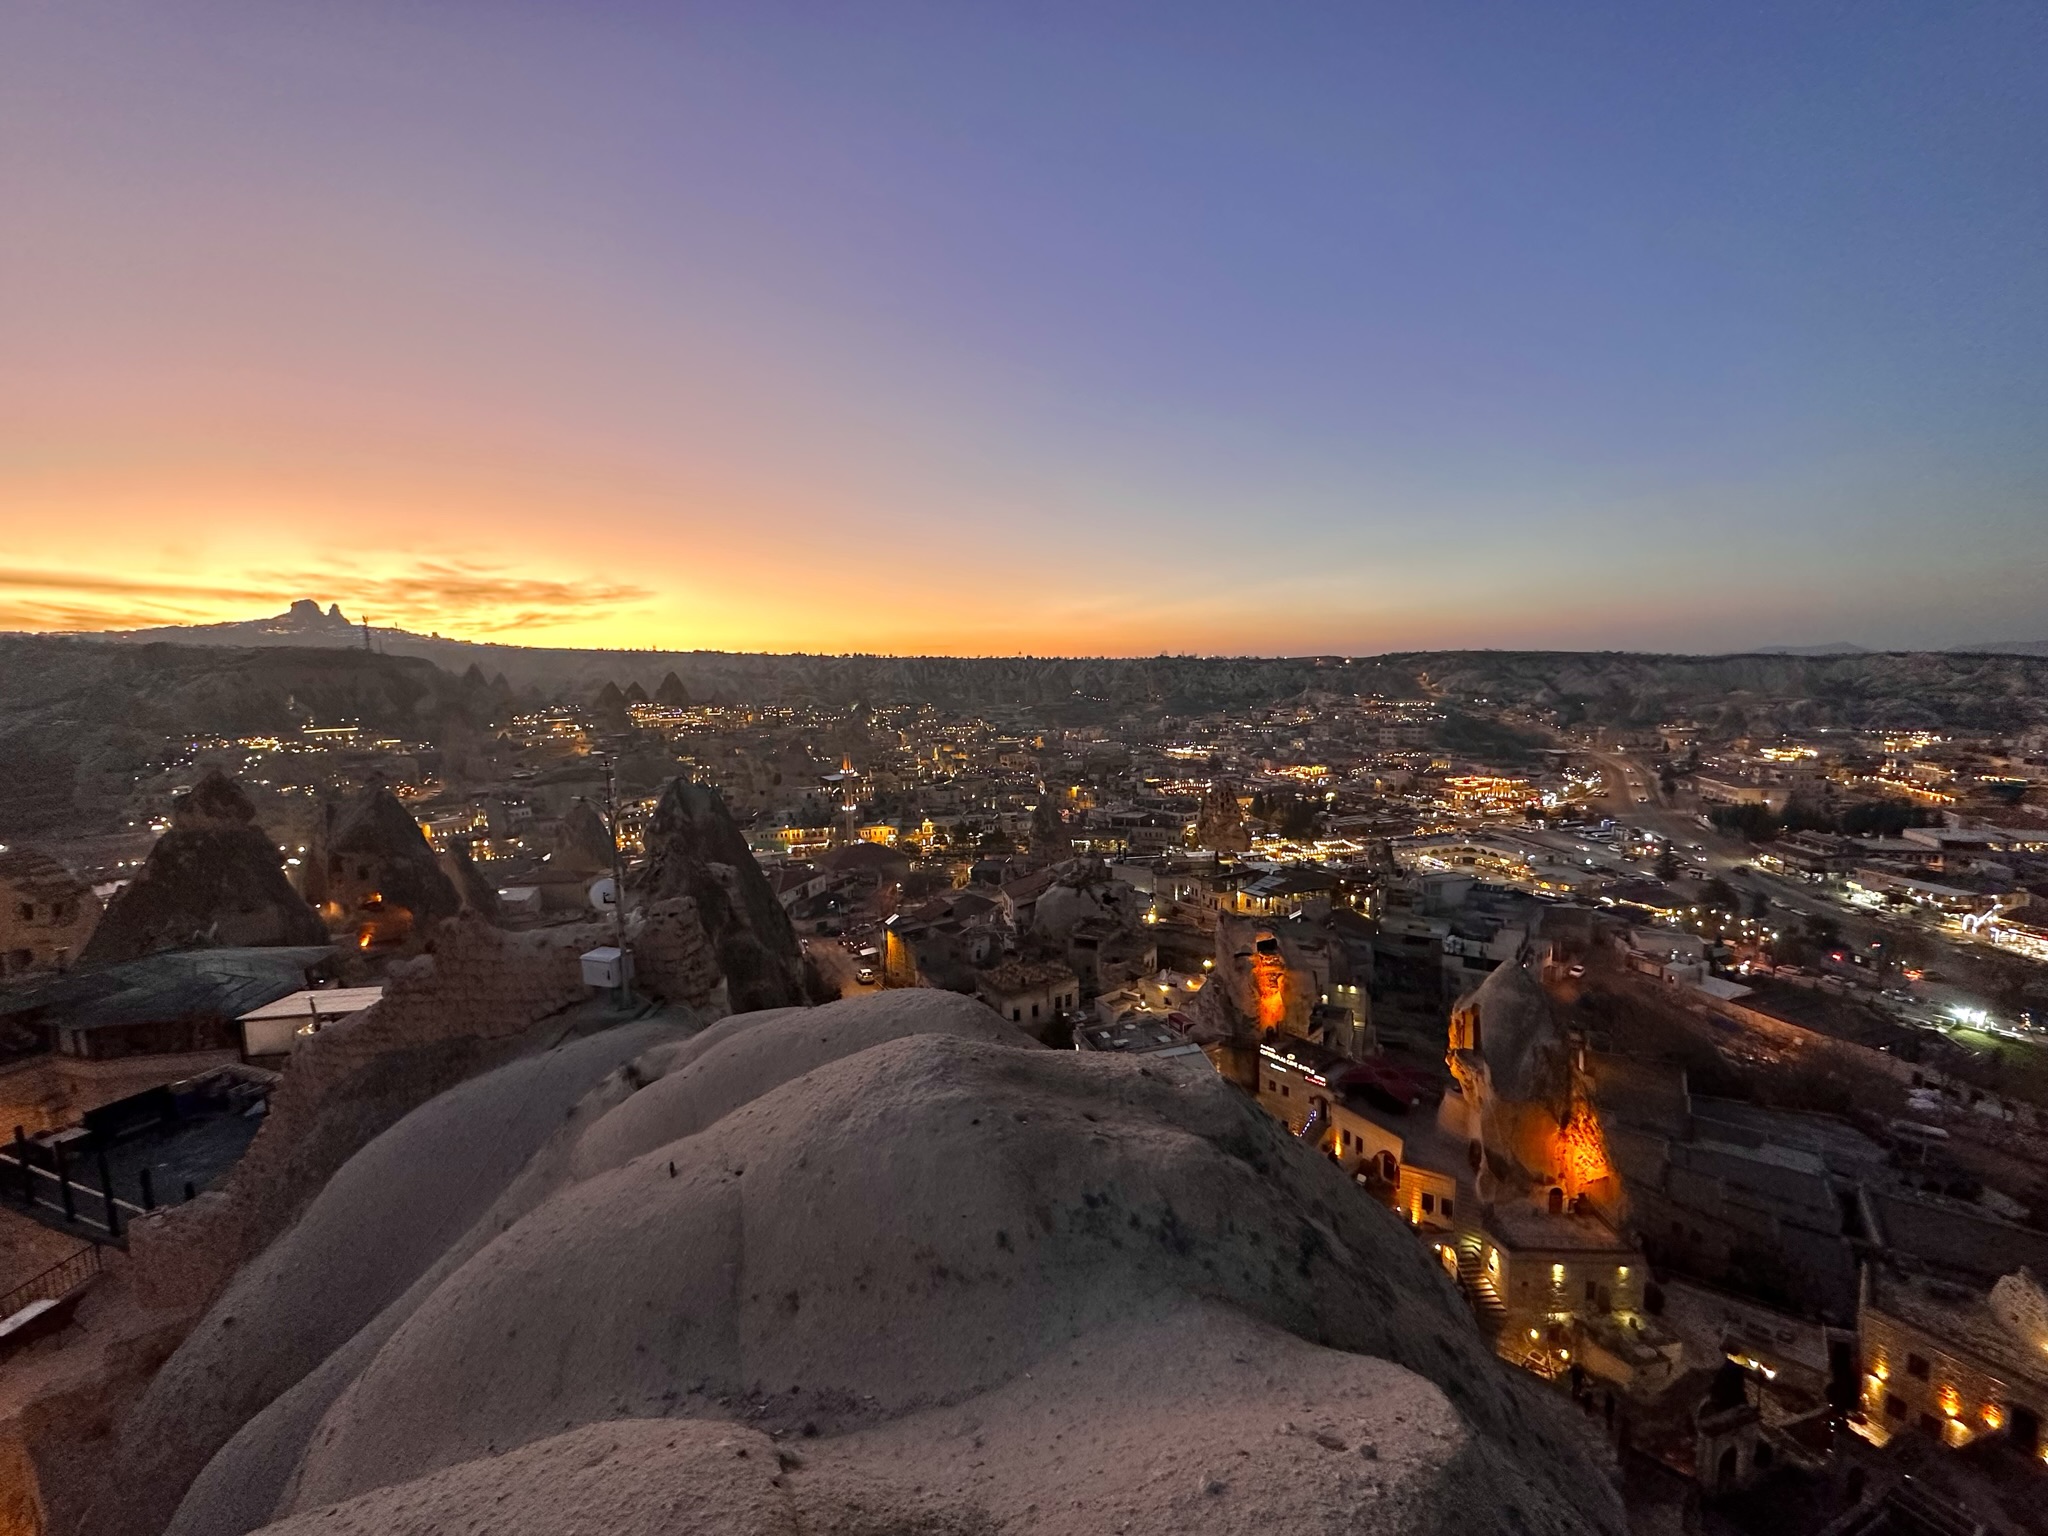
[0,1244,102,1320]
[0,1144,150,1241]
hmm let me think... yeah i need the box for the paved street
[801,936,882,999]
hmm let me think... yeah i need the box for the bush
[1710,803,1781,841]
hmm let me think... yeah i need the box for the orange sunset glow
[4,3,2043,655]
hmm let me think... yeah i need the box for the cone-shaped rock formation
[79,771,326,966]
[306,784,461,948]
[635,777,802,1012]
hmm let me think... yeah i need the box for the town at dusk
[3,7,2046,1536]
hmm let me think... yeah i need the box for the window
[1280,1085,1289,1098]
[1585,1280,1597,1302]
[1885,1395,1906,1420]
[15,902,30,922]
[1907,1354,1930,1380]
[1421,1194,1436,1214]
[1441,1199,1454,1219]
[1031,1003,1039,1020]
[1011,1008,1022,1022]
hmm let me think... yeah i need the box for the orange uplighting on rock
[1556,1097,1611,1197]
[1250,951,1289,1031]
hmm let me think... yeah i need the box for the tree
[1747,890,1772,921]
[1029,797,1071,860]
[1710,803,1781,842]
[1655,844,1679,881]
[800,953,841,1005]
[1277,797,1321,840]
[1701,876,1739,911]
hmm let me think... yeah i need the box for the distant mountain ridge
[1955,639,2048,656]
[1749,642,1871,656]
[54,599,2048,670]
[1752,640,2048,657]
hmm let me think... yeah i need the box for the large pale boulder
[155,991,1617,1536]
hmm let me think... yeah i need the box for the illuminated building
[1441,776,1537,815]
[1857,1267,2048,1454]
[0,849,100,977]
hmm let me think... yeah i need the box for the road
[1583,747,1836,918]
[800,936,881,999]
[1578,744,2027,1027]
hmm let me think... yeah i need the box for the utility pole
[604,755,633,1009]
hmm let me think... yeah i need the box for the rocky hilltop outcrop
[0,636,489,839]
[132,990,1616,1536]
[635,776,803,1012]
[78,772,327,966]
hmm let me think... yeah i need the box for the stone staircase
[1455,1246,1509,1341]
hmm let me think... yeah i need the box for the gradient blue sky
[3,1,2044,653]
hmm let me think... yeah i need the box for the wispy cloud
[0,562,653,638]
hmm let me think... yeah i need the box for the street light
[603,754,634,1009]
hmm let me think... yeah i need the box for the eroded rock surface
[147,990,1618,1536]
[635,777,803,1012]
[79,771,326,965]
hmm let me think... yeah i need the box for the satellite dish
[588,877,618,911]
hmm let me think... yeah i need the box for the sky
[2,1,2045,656]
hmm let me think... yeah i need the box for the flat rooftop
[1484,1201,1637,1255]
[237,986,385,1023]
[1869,1270,2048,1396]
